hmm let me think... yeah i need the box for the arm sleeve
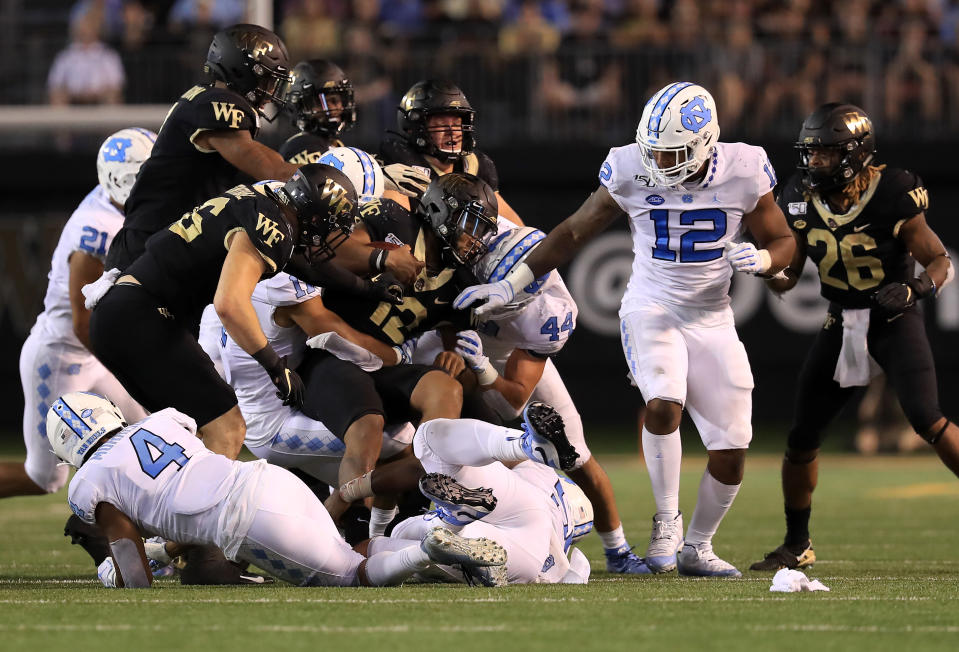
[68,476,103,525]
[238,202,296,274]
[894,170,928,219]
[598,147,629,213]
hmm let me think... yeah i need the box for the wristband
[475,360,499,387]
[369,248,388,274]
[504,262,537,295]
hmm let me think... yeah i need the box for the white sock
[416,418,526,467]
[642,426,681,518]
[368,535,422,556]
[685,469,741,546]
[363,546,430,586]
[598,525,627,550]
[389,515,436,541]
[369,506,398,538]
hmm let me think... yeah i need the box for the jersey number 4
[650,209,727,262]
[131,429,190,479]
[540,312,573,341]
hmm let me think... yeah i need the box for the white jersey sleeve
[67,473,105,525]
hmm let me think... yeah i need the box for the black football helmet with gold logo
[795,103,876,192]
[397,80,476,163]
[274,163,358,262]
[204,24,291,117]
[418,173,497,266]
[285,59,357,138]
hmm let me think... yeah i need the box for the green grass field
[1,451,957,652]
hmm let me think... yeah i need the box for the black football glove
[366,272,405,305]
[873,272,936,314]
[253,345,305,409]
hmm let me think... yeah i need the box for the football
[368,241,403,250]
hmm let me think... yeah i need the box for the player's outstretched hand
[383,163,431,197]
[453,280,514,317]
[725,241,771,275]
[307,332,384,372]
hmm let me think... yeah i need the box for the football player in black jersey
[107,24,298,272]
[279,59,357,164]
[295,173,500,520]
[88,164,357,461]
[379,80,525,225]
[750,103,958,571]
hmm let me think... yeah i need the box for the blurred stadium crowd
[9,0,959,143]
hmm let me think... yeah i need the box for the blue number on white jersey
[649,208,727,263]
[131,429,190,479]
[540,312,574,342]
[78,226,108,256]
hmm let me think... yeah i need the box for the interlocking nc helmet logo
[679,97,711,133]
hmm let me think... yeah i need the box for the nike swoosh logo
[434,299,450,305]
[853,223,871,232]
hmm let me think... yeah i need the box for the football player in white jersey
[455,82,795,576]
[412,219,648,573]
[0,129,154,500]
[382,403,592,585]
[48,391,507,588]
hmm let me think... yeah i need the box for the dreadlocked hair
[839,163,885,202]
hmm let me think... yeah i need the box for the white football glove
[82,268,121,309]
[382,163,430,198]
[306,332,384,371]
[454,262,536,318]
[455,330,498,386]
[724,241,771,275]
[97,557,118,588]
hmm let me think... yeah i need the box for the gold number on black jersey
[370,297,427,344]
[169,196,231,243]
[807,228,885,291]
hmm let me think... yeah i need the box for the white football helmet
[318,146,384,203]
[473,225,551,312]
[47,392,127,468]
[96,127,157,206]
[559,477,594,544]
[635,82,719,188]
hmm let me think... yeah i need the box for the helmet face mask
[47,392,127,469]
[286,60,356,137]
[796,103,875,192]
[635,82,719,188]
[419,173,497,267]
[205,24,292,120]
[96,127,156,206]
[397,80,476,163]
[274,163,358,264]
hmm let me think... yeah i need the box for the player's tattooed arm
[742,191,796,277]
[95,502,152,588]
[67,250,105,350]
[898,213,954,290]
[524,185,625,278]
[200,129,297,184]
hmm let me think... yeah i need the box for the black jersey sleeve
[279,132,333,165]
[359,198,419,244]
[887,168,929,221]
[776,172,809,230]
[233,190,295,274]
[472,150,500,192]
[185,87,258,140]
[378,132,424,167]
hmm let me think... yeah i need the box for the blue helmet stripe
[51,397,92,439]
[488,231,545,282]
[348,147,376,196]
[647,81,694,140]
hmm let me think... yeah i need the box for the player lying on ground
[47,392,507,588]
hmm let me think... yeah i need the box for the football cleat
[677,542,742,578]
[421,527,506,567]
[749,540,816,571]
[461,561,508,588]
[604,545,653,574]
[645,512,684,573]
[418,472,497,527]
[518,402,580,471]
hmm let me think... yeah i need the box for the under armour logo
[679,97,711,133]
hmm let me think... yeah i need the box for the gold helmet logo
[843,113,869,136]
